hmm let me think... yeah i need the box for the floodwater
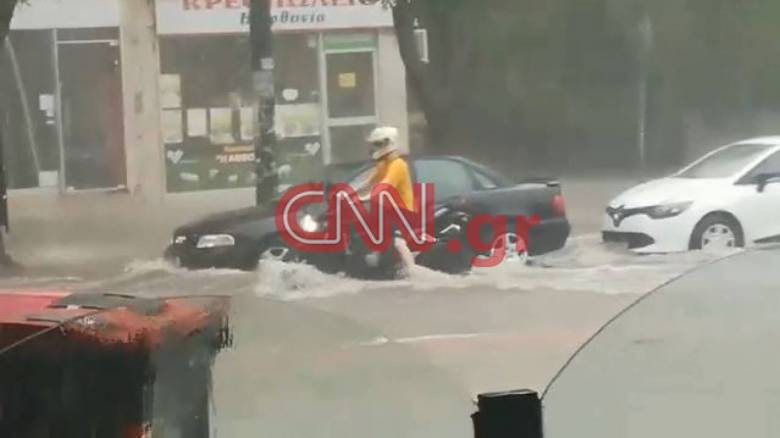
[0,233,729,437]
[0,179,743,437]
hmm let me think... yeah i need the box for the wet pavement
[545,245,780,438]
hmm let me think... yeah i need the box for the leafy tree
[387,0,476,152]
[387,0,780,170]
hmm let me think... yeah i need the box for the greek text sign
[156,0,393,35]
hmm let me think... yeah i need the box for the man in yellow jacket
[356,126,416,273]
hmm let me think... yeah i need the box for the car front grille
[602,231,655,249]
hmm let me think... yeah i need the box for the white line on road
[348,332,497,349]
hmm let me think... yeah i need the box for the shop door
[58,40,125,190]
[0,30,59,190]
[323,40,378,164]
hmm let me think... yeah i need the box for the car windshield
[677,144,774,179]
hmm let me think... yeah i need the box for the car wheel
[163,244,182,268]
[690,213,744,252]
[486,233,529,265]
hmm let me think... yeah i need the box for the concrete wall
[376,28,410,155]
[120,0,165,202]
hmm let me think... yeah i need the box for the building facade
[1,0,408,198]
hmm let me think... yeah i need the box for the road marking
[348,332,497,348]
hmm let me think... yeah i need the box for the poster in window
[161,110,183,144]
[159,74,182,109]
[240,107,255,141]
[187,108,208,137]
[164,144,256,193]
[209,108,234,144]
[275,104,321,139]
[338,72,357,89]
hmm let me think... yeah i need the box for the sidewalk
[4,188,256,279]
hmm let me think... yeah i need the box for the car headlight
[300,214,320,233]
[647,201,693,219]
[196,234,236,249]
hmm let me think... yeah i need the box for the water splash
[253,234,733,301]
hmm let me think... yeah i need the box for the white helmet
[367,126,399,160]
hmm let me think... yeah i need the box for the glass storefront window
[274,34,326,189]
[159,33,325,193]
[0,31,58,189]
[322,33,378,166]
[1,28,125,191]
[160,35,254,193]
[326,51,376,119]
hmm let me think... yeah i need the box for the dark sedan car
[165,156,571,270]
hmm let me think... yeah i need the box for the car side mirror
[756,172,780,193]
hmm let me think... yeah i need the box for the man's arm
[354,166,382,197]
[379,159,407,187]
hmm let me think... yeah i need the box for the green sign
[323,33,377,51]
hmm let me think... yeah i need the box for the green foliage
[393,0,780,168]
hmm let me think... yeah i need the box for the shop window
[159,33,323,193]
[326,51,375,119]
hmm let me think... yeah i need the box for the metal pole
[637,15,653,176]
[52,28,66,194]
[249,0,277,206]
[638,66,647,173]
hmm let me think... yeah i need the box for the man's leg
[394,237,415,274]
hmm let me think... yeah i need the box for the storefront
[155,0,409,193]
[2,0,126,191]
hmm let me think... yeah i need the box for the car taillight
[552,194,566,216]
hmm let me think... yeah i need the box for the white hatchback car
[603,137,780,253]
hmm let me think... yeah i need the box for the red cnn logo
[275,183,540,267]
[275,183,435,254]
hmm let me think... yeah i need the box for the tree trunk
[391,1,453,153]
[249,0,277,206]
[0,0,18,268]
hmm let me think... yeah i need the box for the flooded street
[2,1,779,435]
[0,178,733,437]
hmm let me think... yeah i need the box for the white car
[603,137,780,253]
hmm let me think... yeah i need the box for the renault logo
[607,205,625,227]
